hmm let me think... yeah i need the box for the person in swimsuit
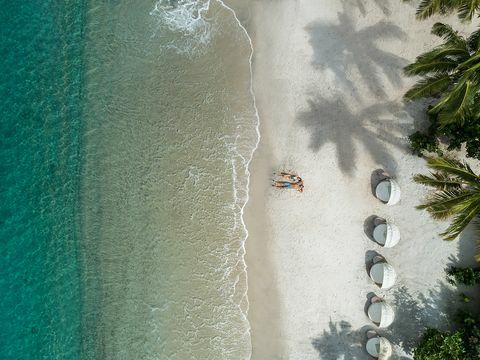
[274,171,302,184]
[272,181,303,192]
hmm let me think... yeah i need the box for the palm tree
[414,158,480,259]
[404,23,480,127]
[406,0,480,21]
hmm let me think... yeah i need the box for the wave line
[215,1,261,358]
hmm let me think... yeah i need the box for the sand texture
[245,0,479,359]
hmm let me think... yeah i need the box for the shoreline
[243,78,285,358]
[244,0,478,359]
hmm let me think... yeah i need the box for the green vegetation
[404,23,480,128]
[406,0,480,21]
[413,157,480,248]
[414,267,480,359]
[403,22,480,157]
[408,109,480,160]
[447,266,480,285]
[414,313,480,359]
[408,124,441,157]
[405,2,480,359]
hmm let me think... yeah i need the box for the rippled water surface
[0,1,85,358]
[2,0,258,359]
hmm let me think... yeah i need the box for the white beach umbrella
[368,301,395,328]
[373,223,400,248]
[370,263,397,289]
[366,336,393,359]
[375,179,401,205]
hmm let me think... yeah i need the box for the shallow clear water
[79,1,258,358]
[2,0,259,359]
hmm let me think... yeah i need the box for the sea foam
[150,0,213,55]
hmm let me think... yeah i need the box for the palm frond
[404,75,451,100]
[435,82,474,123]
[404,59,460,76]
[417,189,473,220]
[440,199,480,240]
[457,1,480,21]
[417,46,470,62]
[413,172,464,189]
[415,156,480,254]
[434,80,477,126]
[456,52,480,72]
[431,22,463,44]
[467,28,480,51]
[416,0,444,20]
[425,157,480,184]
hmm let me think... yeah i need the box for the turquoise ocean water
[1,1,258,359]
[1,1,85,359]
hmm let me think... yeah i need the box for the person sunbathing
[272,181,304,192]
[274,171,302,184]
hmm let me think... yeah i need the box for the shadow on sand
[311,285,458,359]
[305,6,407,100]
[311,321,372,359]
[297,97,410,175]
[447,223,480,305]
[346,0,394,16]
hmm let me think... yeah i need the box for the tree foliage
[414,266,480,359]
[404,23,480,128]
[447,266,480,285]
[405,0,480,21]
[414,297,480,359]
[407,108,480,160]
[413,157,480,257]
[414,328,465,359]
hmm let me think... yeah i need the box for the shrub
[408,131,440,157]
[414,328,465,360]
[446,267,480,286]
[409,109,480,160]
[414,312,480,360]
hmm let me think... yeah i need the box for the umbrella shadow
[305,7,407,100]
[370,168,393,196]
[365,250,382,274]
[364,216,377,242]
[297,97,410,175]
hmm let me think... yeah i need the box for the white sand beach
[244,0,478,359]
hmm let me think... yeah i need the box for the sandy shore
[244,1,478,359]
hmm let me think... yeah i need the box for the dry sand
[244,1,479,359]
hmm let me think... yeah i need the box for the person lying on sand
[274,171,302,184]
[272,181,304,192]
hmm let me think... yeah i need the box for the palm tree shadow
[297,97,411,175]
[311,285,459,359]
[311,321,370,359]
[386,284,458,355]
[311,320,411,359]
[305,9,407,99]
[347,0,393,16]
